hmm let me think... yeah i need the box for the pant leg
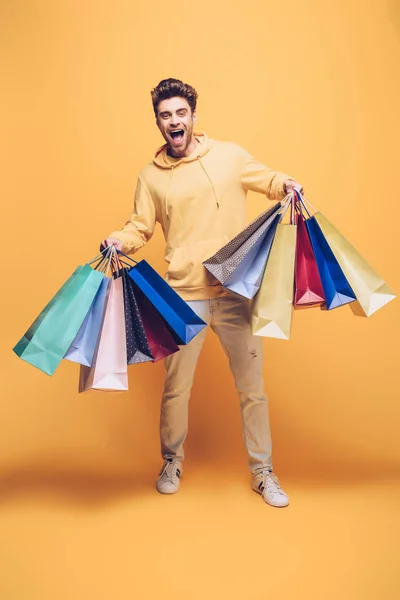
[160,300,210,461]
[210,294,273,473]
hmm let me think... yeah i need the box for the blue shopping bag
[305,216,356,310]
[122,257,207,345]
[64,276,111,367]
[224,213,280,298]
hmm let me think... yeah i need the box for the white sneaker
[156,459,183,495]
[252,469,289,507]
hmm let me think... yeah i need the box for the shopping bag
[64,277,110,366]
[314,212,396,317]
[79,274,128,392]
[305,217,357,310]
[294,211,325,307]
[132,282,180,362]
[224,212,280,298]
[126,259,207,345]
[121,269,154,364]
[14,264,104,375]
[251,222,297,340]
[203,202,282,283]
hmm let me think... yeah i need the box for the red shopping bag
[294,209,325,307]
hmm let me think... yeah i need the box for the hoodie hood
[152,132,218,217]
[153,132,213,168]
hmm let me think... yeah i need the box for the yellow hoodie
[109,133,293,300]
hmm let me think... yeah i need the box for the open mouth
[169,129,185,145]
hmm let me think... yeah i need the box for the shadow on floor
[0,465,158,508]
[0,459,399,508]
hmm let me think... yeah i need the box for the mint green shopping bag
[13,264,105,375]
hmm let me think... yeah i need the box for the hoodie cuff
[268,172,294,201]
[108,230,143,254]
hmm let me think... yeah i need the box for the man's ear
[193,111,197,122]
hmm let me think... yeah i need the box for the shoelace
[257,470,285,497]
[159,459,180,482]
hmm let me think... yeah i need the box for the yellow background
[1,1,399,598]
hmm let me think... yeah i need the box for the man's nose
[170,114,180,127]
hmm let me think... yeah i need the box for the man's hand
[99,237,124,252]
[283,180,304,195]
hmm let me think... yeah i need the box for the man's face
[156,97,197,157]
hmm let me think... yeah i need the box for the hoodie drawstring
[197,155,220,209]
[164,165,175,218]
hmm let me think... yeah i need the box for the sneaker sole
[156,486,180,495]
[252,487,290,508]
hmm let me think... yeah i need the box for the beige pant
[160,293,273,474]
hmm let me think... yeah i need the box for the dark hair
[151,78,198,116]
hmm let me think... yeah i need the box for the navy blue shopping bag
[118,254,207,345]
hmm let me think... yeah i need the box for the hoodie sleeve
[239,148,295,201]
[108,177,156,254]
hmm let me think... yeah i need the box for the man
[101,78,302,508]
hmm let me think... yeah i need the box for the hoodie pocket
[166,237,229,289]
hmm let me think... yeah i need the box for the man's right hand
[99,237,124,252]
